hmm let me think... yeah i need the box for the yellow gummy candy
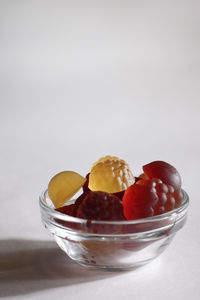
[88,159,135,193]
[89,155,126,172]
[48,171,86,208]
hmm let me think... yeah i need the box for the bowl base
[76,257,154,271]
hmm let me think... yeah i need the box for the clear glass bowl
[39,189,189,271]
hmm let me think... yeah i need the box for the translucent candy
[88,159,135,193]
[123,178,183,220]
[89,155,126,172]
[48,171,86,208]
[143,161,182,190]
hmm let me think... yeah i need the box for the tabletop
[0,1,200,299]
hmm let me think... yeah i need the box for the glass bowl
[39,189,189,271]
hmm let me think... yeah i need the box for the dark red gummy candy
[56,191,90,217]
[76,191,125,221]
[55,204,76,228]
[143,160,182,190]
[56,204,75,216]
[122,178,183,220]
[83,173,90,193]
[113,190,124,200]
[73,191,90,215]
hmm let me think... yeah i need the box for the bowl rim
[39,188,189,225]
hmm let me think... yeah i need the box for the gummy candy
[56,204,75,216]
[48,171,86,208]
[88,159,135,193]
[122,178,183,220]
[83,173,90,193]
[50,158,183,222]
[76,191,125,221]
[143,161,182,190]
[89,155,126,172]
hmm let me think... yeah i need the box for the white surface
[0,0,200,299]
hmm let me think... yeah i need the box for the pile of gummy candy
[47,156,183,221]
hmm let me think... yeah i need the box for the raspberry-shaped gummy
[89,155,127,172]
[122,179,183,220]
[76,191,125,221]
[83,173,125,200]
[88,159,135,193]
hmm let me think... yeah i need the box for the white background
[0,0,200,299]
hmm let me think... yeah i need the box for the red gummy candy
[122,179,183,220]
[56,204,75,216]
[123,180,158,220]
[55,204,76,228]
[143,161,182,190]
[73,191,90,215]
[138,174,147,180]
[55,192,90,217]
[113,190,124,200]
[83,173,90,193]
[76,191,125,221]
